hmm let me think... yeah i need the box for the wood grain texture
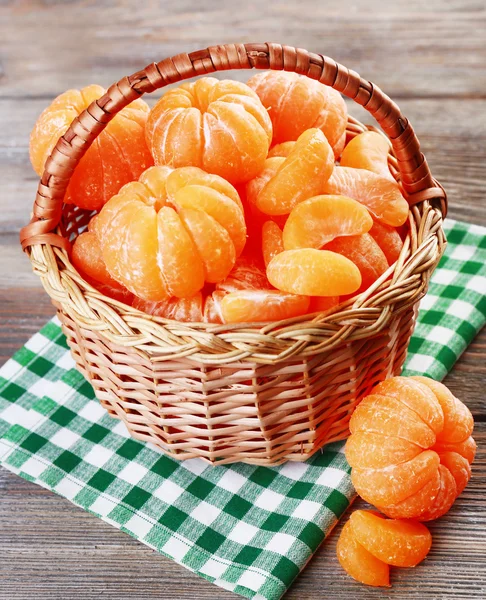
[0,0,485,598]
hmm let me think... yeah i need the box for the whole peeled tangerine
[345,376,475,520]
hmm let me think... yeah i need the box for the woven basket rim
[20,43,447,365]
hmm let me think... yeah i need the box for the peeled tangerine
[132,294,203,322]
[146,77,272,185]
[337,510,431,587]
[92,166,246,301]
[30,84,152,210]
[247,71,347,157]
[221,291,310,323]
[322,166,409,227]
[246,129,334,216]
[346,376,475,521]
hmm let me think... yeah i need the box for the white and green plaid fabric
[0,219,485,600]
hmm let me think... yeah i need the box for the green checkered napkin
[1,219,485,600]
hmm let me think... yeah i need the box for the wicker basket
[20,43,447,465]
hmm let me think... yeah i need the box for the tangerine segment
[418,464,458,521]
[173,185,247,257]
[349,510,432,568]
[340,131,394,180]
[165,166,244,212]
[308,296,340,313]
[438,451,471,495]
[378,468,441,520]
[247,71,348,152]
[349,394,437,449]
[411,377,474,443]
[333,131,347,160]
[262,221,284,267]
[216,257,270,293]
[179,208,236,284]
[336,520,390,588]
[267,141,295,158]
[432,436,476,464]
[369,220,404,265]
[71,232,125,291]
[221,290,310,323]
[156,207,205,298]
[324,234,388,293]
[30,84,152,210]
[374,377,445,436]
[255,129,334,215]
[203,291,226,324]
[132,293,204,322]
[267,249,362,297]
[322,167,409,227]
[351,450,440,506]
[146,77,272,185]
[282,195,373,250]
[345,431,422,469]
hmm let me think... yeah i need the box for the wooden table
[1,1,485,598]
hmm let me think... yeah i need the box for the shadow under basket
[20,43,447,465]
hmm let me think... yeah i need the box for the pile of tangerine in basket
[30,73,410,324]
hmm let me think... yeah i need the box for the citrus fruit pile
[337,376,475,587]
[30,72,409,324]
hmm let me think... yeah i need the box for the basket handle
[20,42,447,251]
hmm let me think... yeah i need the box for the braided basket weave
[20,43,447,465]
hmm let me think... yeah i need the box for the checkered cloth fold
[1,219,485,600]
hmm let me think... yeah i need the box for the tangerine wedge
[349,510,432,568]
[146,77,272,185]
[345,431,422,469]
[247,71,348,155]
[203,291,226,324]
[322,166,409,227]
[252,129,334,216]
[221,290,310,323]
[378,469,441,520]
[267,141,296,158]
[262,221,284,267]
[132,293,204,322]
[340,131,393,180]
[432,436,477,464]
[336,520,390,588]
[411,377,474,443]
[216,257,270,293]
[267,249,362,296]
[282,195,373,250]
[30,85,152,210]
[351,450,440,506]
[369,220,404,265]
[72,231,125,291]
[438,451,471,495]
[324,234,388,293]
[418,464,458,521]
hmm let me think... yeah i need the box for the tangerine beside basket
[20,43,447,465]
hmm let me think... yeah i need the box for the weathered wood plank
[0,1,485,99]
[0,423,484,599]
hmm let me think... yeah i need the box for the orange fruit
[247,71,348,156]
[340,131,394,180]
[347,376,475,521]
[216,257,270,293]
[282,195,373,250]
[322,166,409,227]
[248,129,334,216]
[349,510,432,568]
[336,520,390,588]
[132,293,204,322]
[267,249,362,296]
[93,166,245,300]
[221,290,310,323]
[368,220,404,265]
[262,221,284,267]
[146,77,272,185]
[267,141,296,158]
[30,84,152,210]
[323,234,388,293]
